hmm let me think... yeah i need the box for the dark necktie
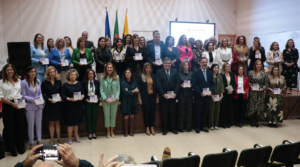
[90,81,94,90]
[166,70,170,81]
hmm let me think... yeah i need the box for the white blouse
[238,76,244,93]
[0,79,22,101]
[88,80,95,95]
[38,44,46,57]
[67,47,73,56]
[111,47,127,62]
[218,47,232,64]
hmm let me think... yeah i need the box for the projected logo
[186,28,205,32]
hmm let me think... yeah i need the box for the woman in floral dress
[247,60,268,127]
[265,66,286,128]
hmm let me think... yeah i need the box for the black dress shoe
[250,121,254,127]
[201,128,209,133]
[195,128,200,134]
[172,129,178,134]
[239,123,243,128]
[235,123,239,127]
[269,123,273,128]
[273,124,278,128]
[223,126,226,129]
[255,122,259,127]
[93,136,97,139]
[88,135,92,140]
[162,130,167,135]
[11,150,17,157]
[227,125,230,129]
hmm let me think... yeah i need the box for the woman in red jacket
[229,41,238,74]
[234,65,249,128]
[177,35,193,67]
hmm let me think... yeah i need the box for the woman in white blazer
[266,42,283,74]
[217,38,232,72]
[202,42,222,69]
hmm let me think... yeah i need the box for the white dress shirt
[238,76,244,93]
[88,80,95,95]
[0,79,22,101]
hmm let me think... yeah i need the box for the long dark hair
[33,33,44,49]
[1,64,19,82]
[113,37,123,50]
[165,36,175,47]
[210,64,219,75]
[177,35,189,47]
[285,39,295,49]
[47,38,54,53]
[84,69,96,81]
[122,68,135,82]
[97,37,106,52]
[26,66,39,87]
[123,34,132,45]
[64,36,73,49]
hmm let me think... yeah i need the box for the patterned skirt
[264,96,283,123]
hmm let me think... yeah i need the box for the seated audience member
[121,68,139,137]
[49,37,72,84]
[15,144,95,167]
[156,57,180,135]
[147,30,165,74]
[192,57,215,133]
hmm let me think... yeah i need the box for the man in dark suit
[147,30,165,74]
[156,57,180,135]
[82,31,95,52]
[192,57,215,133]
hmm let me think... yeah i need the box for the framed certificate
[167,91,174,99]
[115,54,122,60]
[155,58,162,65]
[52,94,60,102]
[40,58,49,65]
[18,99,26,108]
[61,60,69,66]
[213,95,219,101]
[226,85,233,91]
[183,57,189,62]
[274,88,280,95]
[237,87,243,93]
[135,53,142,60]
[240,56,246,60]
[107,95,115,102]
[203,88,210,95]
[89,95,97,102]
[183,80,190,88]
[34,96,44,105]
[255,53,261,59]
[73,92,81,101]
[80,58,87,65]
[252,84,259,91]
[275,57,281,62]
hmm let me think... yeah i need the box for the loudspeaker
[7,42,31,78]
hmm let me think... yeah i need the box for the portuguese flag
[114,10,119,39]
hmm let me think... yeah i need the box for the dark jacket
[220,72,236,94]
[137,74,157,104]
[94,48,112,73]
[125,46,147,71]
[249,47,266,71]
[155,68,180,101]
[191,68,215,98]
[120,80,138,115]
[147,42,166,73]
[81,79,101,101]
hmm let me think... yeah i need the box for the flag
[105,10,111,39]
[122,10,129,39]
[113,10,119,39]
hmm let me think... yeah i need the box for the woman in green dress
[265,66,286,128]
[121,68,139,137]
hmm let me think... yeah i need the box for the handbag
[0,134,5,160]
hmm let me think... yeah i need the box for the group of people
[0,30,298,157]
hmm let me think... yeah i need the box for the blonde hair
[221,63,231,74]
[179,61,190,73]
[141,62,152,82]
[45,66,59,81]
[66,69,79,81]
[103,63,118,80]
[253,60,264,75]
[219,37,228,49]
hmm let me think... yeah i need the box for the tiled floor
[1,119,300,166]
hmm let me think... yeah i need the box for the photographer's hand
[55,144,79,167]
[23,144,44,167]
[99,153,124,167]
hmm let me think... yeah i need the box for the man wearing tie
[156,57,180,135]
[147,30,165,74]
[192,57,215,133]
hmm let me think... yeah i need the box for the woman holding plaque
[21,66,43,149]
[82,69,100,139]
[112,37,127,77]
[266,42,283,74]
[217,38,232,72]
[209,64,224,130]
[234,66,249,127]
[265,66,286,128]
[121,68,139,137]
[71,37,93,81]
[49,37,72,84]
[41,66,63,144]
[125,34,147,77]
[95,37,112,80]
[202,42,220,69]
[192,40,203,71]
[247,60,268,127]
[164,36,180,70]
[177,35,193,67]
[137,63,158,136]
[30,33,49,82]
[249,41,266,71]
[233,35,249,76]
[0,64,26,156]
[178,61,193,132]
[282,39,299,94]
[62,69,85,144]
[220,63,236,128]
[100,63,120,138]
